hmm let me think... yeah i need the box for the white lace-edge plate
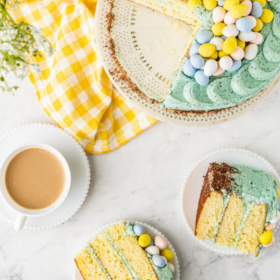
[0,123,90,231]
[181,147,280,255]
[73,220,180,280]
[95,0,280,125]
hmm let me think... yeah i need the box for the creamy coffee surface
[5,148,66,210]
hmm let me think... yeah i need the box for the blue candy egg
[196,31,213,44]
[251,2,263,18]
[195,70,209,86]
[152,255,166,268]
[190,43,201,56]
[133,225,144,236]
[149,240,155,246]
[190,54,205,69]
[183,59,197,76]
[278,202,280,211]
[218,0,225,6]
[221,35,228,41]
[227,60,242,72]
[236,17,252,33]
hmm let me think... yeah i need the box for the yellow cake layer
[195,192,224,239]
[236,204,267,257]
[106,222,158,280]
[89,232,134,280]
[75,248,109,280]
[215,196,244,248]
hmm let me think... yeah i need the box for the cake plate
[181,147,280,255]
[73,220,180,280]
[95,0,280,125]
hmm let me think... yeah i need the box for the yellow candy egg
[160,249,174,262]
[230,4,248,19]
[252,18,263,31]
[278,188,280,197]
[223,0,239,10]
[252,0,266,8]
[222,36,237,54]
[237,38,246,50]
[219,50,228,58]
[199,44,216,57]
[259,230,273,245]
[188,0,203,10]
[260,9,274,23]
[212,22,227,36]
[209,50,218,59]
[138,234,151,247]
[203,0,217,10]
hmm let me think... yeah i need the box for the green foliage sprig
[0,0,54,94]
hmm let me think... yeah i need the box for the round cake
[108,0,280,112]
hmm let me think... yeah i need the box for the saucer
[0,123,90,230]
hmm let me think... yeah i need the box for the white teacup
[0,143,71,231]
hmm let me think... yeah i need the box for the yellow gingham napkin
[9,0,157,154]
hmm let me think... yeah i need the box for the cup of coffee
[0,143,71,231]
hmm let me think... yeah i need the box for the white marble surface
[0,76,280,280]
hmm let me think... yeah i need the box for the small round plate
[181,148,280,255]
[73,220,180,280]
[0,123,90,231]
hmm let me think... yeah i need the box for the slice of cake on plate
[195,162,279,256]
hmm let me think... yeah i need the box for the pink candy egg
[212,7,226,23]
[213,66,225,76]
[154,236,168,250]
[224,11,237,25]
[250,32,263,45]
[241,0,252,16]
[230,46,245,60]
[263,236,275,248]
[162,256,168,264]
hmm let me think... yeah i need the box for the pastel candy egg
[250,2,263,18]
[183,59,197,76]
[196,30,213,44]
[241,0,252,16]
[190,54,205,69]
[222,36,237,54]
[278,202,280,211]
[212,7,226,23]
[221,35,228,41]
[152,255,166,268]
[237,38,246,49]
[138,234,152,247]
[162,257,168,264]
[204,59,218,76]
[236,17,252,33]
[238,31,256,42]
[259,230,273,245]
[145,246,160,255]
[209,50,218,59]
[168,263,175,273]
[252,18,263,31]
[203,0,217,10]
[188,0,203,9]
[230,46,244,60]
[244,43,258,60]
[227,59,242,71]
[195,70,210,86]
[250,32,263,44]
[231,4,248,19]
[133,224,145,236]
[219,56,233,70]
[190,43,201,56]
[245,15,257,28]
[278,189,280,197]
[218,0,225,6]
[160,249,174,262]
[263,236,275,247]
[265,223,275,231]
[219,50,228,58]
[213,65,225,75]
[212,22,227,36]
[199,43,216,57]
[223,0,239,11]
[260,9,274,23]
[210,37,224,51]
[223,24,239,37]
[224,12,237,25]
[154,236,168,250]
[252,0,266,8]
[148,240,155,247]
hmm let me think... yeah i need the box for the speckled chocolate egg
[238,31,256,42]
[241,0,252,16]
[223,24,239,37]
[245,15,257,28]
[210,37,224,51]
[204,59,218,76]
[224,11,238,25]
[250,32,263,44]
[145,246,160,255]
[219,56,233,70]
[230,46,245,60]
[212,6,226,23]
[244,43,258,60]
[154,236,168,250]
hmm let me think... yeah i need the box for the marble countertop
[0,77,280,280]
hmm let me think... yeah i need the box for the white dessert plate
[74,220,180,280]
[0,123,90,230]
[181,147,280,255]
[95,0,280,125]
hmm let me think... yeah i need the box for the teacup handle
[14,215,27,231]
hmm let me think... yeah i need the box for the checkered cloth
[9,0,157,154]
